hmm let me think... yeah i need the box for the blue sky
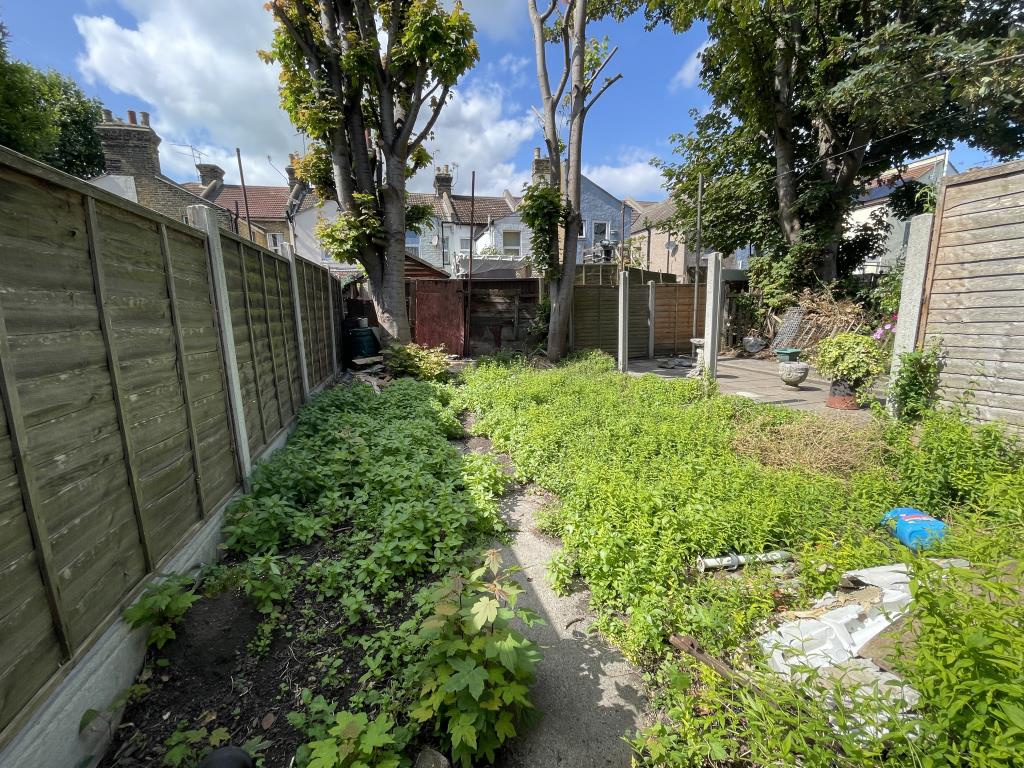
[1,0,996,198]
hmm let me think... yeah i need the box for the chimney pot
[196,163,227,188]
[534,147,541,159]
[140,111,150,127]
[127,110,137,125]
[101,108,113,122]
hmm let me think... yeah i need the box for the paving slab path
[459,429,648,768]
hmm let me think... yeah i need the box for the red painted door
[413,280,466,354]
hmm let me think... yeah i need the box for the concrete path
[629,355,876,420]
[458,430,647,767]
[494,485,647,768]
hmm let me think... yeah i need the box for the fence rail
[0,147,341,742]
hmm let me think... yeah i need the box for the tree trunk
[772,29,802,246]
[373,161,412,344]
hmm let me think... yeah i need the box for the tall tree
[527,0,621,361]
[0,24,105,178]
[264,1,478,342]
[639,0,1024,302]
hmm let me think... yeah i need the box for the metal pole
[465,171,475,356]
[236,147,254,242]
[692,172,704,341]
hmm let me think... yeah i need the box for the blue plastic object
[882,507,946,551]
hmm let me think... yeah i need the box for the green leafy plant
[517,182,567,278]
[304,711,409,768]
[123,575,200,649]
[410,551,542,767]
[814,332,887,389]
[889,344,942,422]
[162,722,231,767]
[384,343,451,381]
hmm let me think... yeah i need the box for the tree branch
[410,84,451,152]
[584,45,619,94]
[583,73,622,114]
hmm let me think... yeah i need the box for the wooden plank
[940,358,1024,382]
[0,296,71,657]
[925,321,1024,336]
[928,290,1024,310]
[85,195,153,571]
[938,220,1024,248]
[239,246,268,447]
[932,257,1024,281]
[929,275,1024,295]
[935,237,1024,265]
[160,224,208,518]
[259,254,288,427]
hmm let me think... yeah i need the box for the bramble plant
[123,575,200,650]
[814,332,887,389]
[410,551,542,767]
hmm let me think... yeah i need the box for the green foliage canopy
[0,24,105,178]
[633,0,1024,301]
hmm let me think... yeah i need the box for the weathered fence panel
[0,147,341,745]
[652,283,706,356]
[918,160,1024,430]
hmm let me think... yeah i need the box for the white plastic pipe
[697,550,793,573]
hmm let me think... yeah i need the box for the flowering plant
[872,313,898,342]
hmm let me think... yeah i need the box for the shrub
[410,552,542,767]
[123,575,200,649]
[813,332,887,389]
[384,343,451,381]
[889,344,941,422]
[304,711,409,768]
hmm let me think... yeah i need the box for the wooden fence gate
[412,280,465,354]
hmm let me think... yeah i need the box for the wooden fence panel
[918,160,1024,430]
[652,284,706,356]
[628,282,649,359]
[572,286,618,355]
[0,148,346,744]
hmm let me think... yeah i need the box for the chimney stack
[286,153,298,186]
[433,164,453,197]
[95,107,162,178]
[531,148,552,186]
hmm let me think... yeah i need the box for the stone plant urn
[826,379,860,410]
[778,361,809,387]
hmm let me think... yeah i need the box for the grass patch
[459,351,1024,767]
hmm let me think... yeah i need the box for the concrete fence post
[647,280,656,359]
[617,269,629,372]
[282,243,312,401]
[187,205,251,484]
[702,253,723,380]
[889,213,934,395]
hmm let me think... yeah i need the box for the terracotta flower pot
[826,379,861,410]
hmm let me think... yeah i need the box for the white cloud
[75,2,295,185]
[584,149,667,201]
[670,39,710,93]
[409,84,537,197]
[75,0,535,193]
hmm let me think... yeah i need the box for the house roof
[409,192,446,218]
[630,198,677,234]
[449,194,514,224]
[857,154,949,206]
[181,182,317,220]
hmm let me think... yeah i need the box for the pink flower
[883,323,893,331]
[873,329,885,340]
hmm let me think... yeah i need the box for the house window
[442,236,450,266]
[405,230,420,258]
[502,229,522,257]
[459,237,472,254]
[267,232,286,254]
[578,220,586,239]
[592,221,611,244]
